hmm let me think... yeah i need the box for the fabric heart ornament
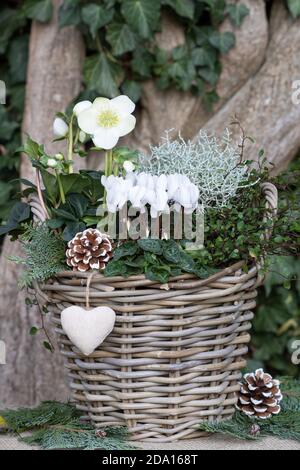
[61,306,116,356]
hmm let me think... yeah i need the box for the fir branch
[199,378,300,441]
[9,222,67,287]
[0,401,134,451]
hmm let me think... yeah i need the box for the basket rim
[51,259,249,284]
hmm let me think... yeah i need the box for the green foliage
[105,239,216,282]
[250,256,300,378]
[198,377,300,441]
[11,223,67,287]
[0,401,134,450]
[287,0,300,18]
[60,0,249,104]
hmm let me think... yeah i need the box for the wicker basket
[35,183,277,442]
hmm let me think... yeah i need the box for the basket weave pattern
[36,183,277,442]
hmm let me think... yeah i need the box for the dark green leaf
[106,22,137,56]
[162,0,194,19]
[59,0,81,27]
[121,0,161,38]
[66,193,89,219]
[47,218,64,229]
[24,0,53,23]
[287,0,300,18]
[113,241,139,260]
[226,4,249,27]
[146,266,170,284]
[43,341,53,351]
[62,222,86,241]
[162,240,182,264]
[82,4,113,39]
[131,48,154,78]
[8,35,29,84]
[0,202,31,236]
[209,31,235,53]
[40,169,58,205]
[60,174,89,196]
[84,54,124,98]
[137,239,163,254]
[29,326,38,336]
[191,46,216,68]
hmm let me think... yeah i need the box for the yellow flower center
[97,109,120,128]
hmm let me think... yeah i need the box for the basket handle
[261,182,278,240]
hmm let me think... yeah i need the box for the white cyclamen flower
[123,160,135,173]
[77,95,136,150]
[53,117,68,138]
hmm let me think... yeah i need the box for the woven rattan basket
[34,183,277,442]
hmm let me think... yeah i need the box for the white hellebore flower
[77,95,136,150]
[53,117,68,138]
[73,100,92,117]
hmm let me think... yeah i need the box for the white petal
[123,160,135,173]
[92,128,119,150]
[111,95,135,115]
[53,117,68,137]
[73,100,92,116]
[116,114,136,137]
[93,97,110,111]
[77,108,99,134]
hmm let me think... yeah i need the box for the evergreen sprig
[198,377,300,441]
[9,222,67,287]
[0,401,134,450]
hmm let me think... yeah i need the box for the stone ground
[1,434,300,450]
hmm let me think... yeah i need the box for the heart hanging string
[85,271,96,310]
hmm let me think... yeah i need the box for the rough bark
[0,0,84,407]
[203,1,300,173]
[126,0,268,151]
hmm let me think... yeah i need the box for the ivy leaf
[203,0,226,24]
[84,54,124,98]
[121,0,161,39]
[81,4,113,39]
[24,0,53,23]
[226,4,249,27]
[209,31,235,53]
[191,46,216,68]
[8,35,29,85]
[131,48,154,78]
[59,0,81,27]
[106,22,137,56]
[287,0,300,18]
[121,80,142,103]
[162,0,194,19]
[0,202,31,236]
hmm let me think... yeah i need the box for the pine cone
[236,369,283,419]
[66,229,113,272]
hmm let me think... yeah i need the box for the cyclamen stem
[104,149,114,205]
[67,114,74,174]
[56,171,66,204]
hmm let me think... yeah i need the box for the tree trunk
[0,0,84,407]
[1,0,299,406]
